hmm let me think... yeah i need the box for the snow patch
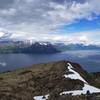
[64,63,87,83]
[43,43,48,45]
[61,63,100,95]
[39,42,48,46]
[60,84,100,96]
[33,63,100,98]
[33,94,49,100]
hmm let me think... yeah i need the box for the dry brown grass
[0,60,99,100]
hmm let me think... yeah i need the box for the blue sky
[58,17,100,34]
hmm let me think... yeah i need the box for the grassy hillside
[0,61,99,100]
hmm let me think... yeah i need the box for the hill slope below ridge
[0,61,100,100]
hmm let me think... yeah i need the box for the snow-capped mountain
[0,32,12,40]
[0,31,100,46]
[0,32,100,53]
[53,42,100,51]
[0,41,60,54]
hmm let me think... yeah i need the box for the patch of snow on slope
[60,84,100,95]
[64,63,87,83]
[61,63,100,95]
[43,43,48,45]
[33,94,49,100]
[33,63,100,98]
[39,42,48,46]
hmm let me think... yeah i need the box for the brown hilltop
[0,60,99,100]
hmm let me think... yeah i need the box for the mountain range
[0,40,100,54]
[0,41,59,54]
[54,43,100,51]
[0,32,100,54]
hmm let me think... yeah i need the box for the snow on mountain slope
[60,83,100,95]
[64,63,87,84]
[60,63,100,96]
[0,32,13,41]
[33,63,100,99]
[33,94,49,100]
[39,42,49,46]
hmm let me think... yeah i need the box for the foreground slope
[0,61,100,100]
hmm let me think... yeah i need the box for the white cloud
[0,0,100,43]
[47,2,92,24]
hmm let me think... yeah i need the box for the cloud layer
[0,0,100,43]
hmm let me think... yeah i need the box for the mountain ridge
[0,31,100,46]
[0,60,100,100]
[0,40,100,54]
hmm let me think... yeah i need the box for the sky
[0,0,100,44]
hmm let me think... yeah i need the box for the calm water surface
[0,50,100,72]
